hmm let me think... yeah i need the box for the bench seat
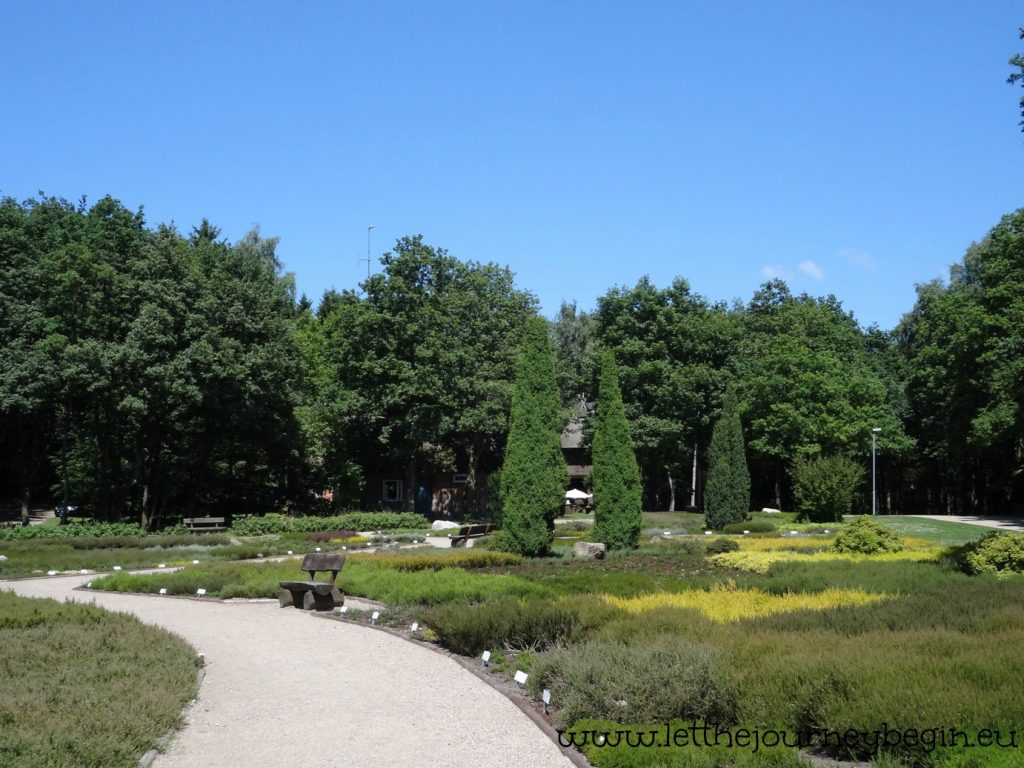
[278,553,346,611]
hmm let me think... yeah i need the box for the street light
[366,225,376,279]
[871,427,882,515]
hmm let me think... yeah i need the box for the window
[382,479,403,503]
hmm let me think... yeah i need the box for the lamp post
[366,225,376,279]
[871,427,882,515]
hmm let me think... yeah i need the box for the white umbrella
[564,488,591,500]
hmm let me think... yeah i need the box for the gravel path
[4,574,575,768]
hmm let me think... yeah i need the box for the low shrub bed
[0,522,147,541]
[88,557,548,605]
[529,637,737,728]
[231,512,429,536]
[0,590,200,768]
[721,521,776,534]
[349,550,522,572]
[422,594,617,655]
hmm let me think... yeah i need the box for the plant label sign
[371,611,380,624]
[339,605,348,614]
[113,565,122,571]
[410,622,419,632]
[196,588,207,596]
[158,563,166,568]
[514,670,528,686]
[159,588,167,595]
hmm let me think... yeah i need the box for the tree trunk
[690,443,698,509]
[774,464,782,509]
[20,487,30,527]
[667,469,675,512]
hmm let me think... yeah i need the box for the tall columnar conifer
[591,351,642,549]
[704,396,750,530]
[499,316,568,556]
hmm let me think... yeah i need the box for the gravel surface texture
[4,573,575,768]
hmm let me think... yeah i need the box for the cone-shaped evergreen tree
[499,316,569,556]
[591,351,642,550]
[704,395,750,530]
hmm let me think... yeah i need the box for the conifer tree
[591,351,642,549]
[499,316,568,556]
[704,396,750,530]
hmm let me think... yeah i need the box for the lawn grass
[0,589,200,768]
[871,515,994,546]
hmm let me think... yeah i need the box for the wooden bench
[278,552,346,611]
[448,523,495,548]
[183,516,228,533]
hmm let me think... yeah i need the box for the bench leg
[278,588,294,608]
[302,591,317,611]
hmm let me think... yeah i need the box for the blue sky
[3,1,1022,330]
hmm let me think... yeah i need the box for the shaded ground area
[3,574,574,768]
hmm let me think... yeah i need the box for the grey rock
[572,541,607,560]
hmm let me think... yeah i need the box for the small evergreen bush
[833,516,904,554]
[960,531,1024,575]
[792,454,865,523]
[704,538,740,554]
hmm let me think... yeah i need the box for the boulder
[431,520,461,531]
[573,541,607,560]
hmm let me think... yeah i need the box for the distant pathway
[908,515,1024,532]
[4,574,575,768]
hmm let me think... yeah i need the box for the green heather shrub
[721,521,775,534]
[591,351,642,550]
[703,396,750,531]
[530,637,737,728]
[791,455,864,523]
[960,531,1024,575]
[500,316,569,556]
[0,590,199,768]
[352,550,522,571]
[704,538,740,554]
[833,516,904,555]
[423,596,586,655]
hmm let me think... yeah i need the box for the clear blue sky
[3,1,1022,331]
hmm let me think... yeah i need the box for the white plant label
[704,531,712,535]
[339,605,348,613]
[80,569,89,574]
[315,547,322,552]
[542,689,552,704]
[481,650,491,663]
[287,550,293,555]
[158,563,166,568]
[192,560,200,564]
[47,570,57,576]
[410,622,419,632]
[113,565,122,571]
[371,611,380,623]
[513,670,528,686]
[196,588,207,596]
[159,588,167,595]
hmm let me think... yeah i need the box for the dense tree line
[2,193,1022,523]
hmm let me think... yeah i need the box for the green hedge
[231,512,429,535]
[0,522,146,540]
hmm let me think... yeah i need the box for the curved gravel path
[4,574,575,768]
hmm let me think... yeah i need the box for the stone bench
[448,523,495,548]
[278,552,346,611]
[183,516,228,532]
